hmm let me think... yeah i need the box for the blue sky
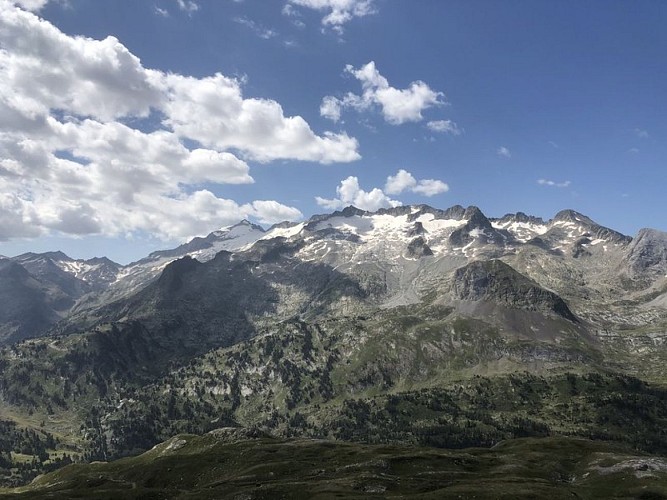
[0,0,665,264]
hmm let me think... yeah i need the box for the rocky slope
[0,259,61,345]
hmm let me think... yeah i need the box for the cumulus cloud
[286,0,376,33]
[321,61,445,125]
[248,200,303,225]
[497,146,511,158]
[537,179,571,188]
[160,73,360,163]
[0,116,266,240]
[317,169,449,212]
[426,120,461,135]
[1,6,162,121]
[634,128,649,139]
[316,176,400,212]
[384,169,449,196]
[0,3,356,240]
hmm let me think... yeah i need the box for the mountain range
[1,203,667,491]
[4,204,666,343]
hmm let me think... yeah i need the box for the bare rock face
[624,228,667,277]
[0,260,60,344]
[452,259,578,322]
[406,237,433,257]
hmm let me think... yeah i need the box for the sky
[0,0,665,264]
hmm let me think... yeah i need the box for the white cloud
[155,6,169,17]
[320,95,342,122]
[316,176,400,212]
[537,179,571,188]
[411,179,449,196]
[497,146,511,158]
[0,3,352,241]
[182,148,254,184]
[628,147,640,154]
[0,6,162,121]
[234,16,278,39]
[0,116,265,240]
[384,169,416,195]
[317,169,449,212]
[160,73,360,163]
[426,120,461,135]
[176,0,198,14]
[248,200,303,225]
[282,3,297,15]
[384,169,448,196]
[282,4,306,28]
[321,61,445,125]
[634,128,649,139]
[286,0,376,33]
[14,0,49,10]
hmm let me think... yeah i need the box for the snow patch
[312,216,373,234]
[416,213,466,233]
[54,259,102,280]
[492,220,548,242]
[263,223,304,240]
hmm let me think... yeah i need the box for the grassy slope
[3,434,667,499]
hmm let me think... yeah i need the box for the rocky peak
[407,221,426,237]
[338,206,368,218]
[406,204,466,222]
[494,212,546,226]
[156,256,203,293]
[85,256,120,267]
[441,205,467,220]
[624,228,667,275]
[376,205,415,217]
[304,206,369,229]
[224,219,265,233]
[449,206,505,248]
[452,260,578,322]
[548,210,631,245]
[15,251,72,263]
[406,237,433,258]
[463,206,492,229]
[552,209,589,224]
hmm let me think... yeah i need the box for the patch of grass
[3,435,667,499]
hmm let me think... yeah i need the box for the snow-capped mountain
[13,252,121,292]
[4,204,667,344]
[108,220,267,295]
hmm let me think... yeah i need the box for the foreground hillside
[3,433,667,499]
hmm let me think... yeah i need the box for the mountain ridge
[2,203,664,344]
